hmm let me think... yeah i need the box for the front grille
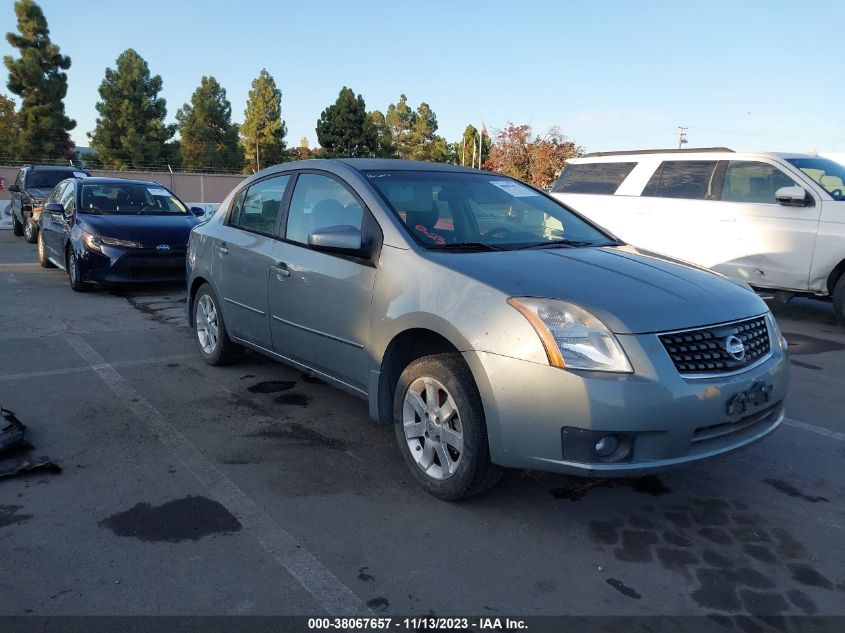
[658,315,770,376]
[115,252,186,279]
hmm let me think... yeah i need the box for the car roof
[71,177,170,187]
[571,150,822,164]
[336,158,485,174]
[26,165,86,171]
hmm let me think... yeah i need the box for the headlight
[766,311,787,352]
[82,230,142,251]
[508,297,633,373]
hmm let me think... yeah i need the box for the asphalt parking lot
[1,229,844,625]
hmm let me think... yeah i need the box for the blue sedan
[37,177,206,291]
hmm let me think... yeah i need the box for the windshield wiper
[427,242,502,252]
[517,239,615,250]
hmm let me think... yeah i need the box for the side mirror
[307,225,363,255]
[8,184,20,193]
[44,202,65,216]
[775,186,810,207]
[190,206,206,217]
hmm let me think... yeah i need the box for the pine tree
[176,76,242,171]
[385,94,415,158]
[0,94,17,159]
[240,68,286,173]
[366,110,395,158]
[3,0,75,160]
[315,87,375,158]
[89,49,174,169]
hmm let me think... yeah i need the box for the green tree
[0,94,17,158]
[408,102,448,162]
[457,124,491,167]
[88,49,174,169]
[3,0,75,160]
[176,76,242,171]
[365,110,395,157]
[315,87,375,158]
[385,94,415,158]
[240,68,286,173]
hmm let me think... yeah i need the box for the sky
[2,0,844,154]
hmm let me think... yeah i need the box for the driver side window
[722,161,797,204]
[59,182,76,215]
[285,174,364,246]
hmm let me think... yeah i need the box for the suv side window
[721,161,797,204]
[642,161,720,200]
[233,174,290,235]
[552,162,637,194]
[285,174,364,245]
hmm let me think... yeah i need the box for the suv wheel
[193,283,243,365]
[12,213,23,236]
[834,274,845,325]
[23,214,37,243]
[38,231,53,268]
[393,353,502,500]
[67,247,87,292]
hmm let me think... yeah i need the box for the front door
[211,174,290,349]
[269,172,378,392]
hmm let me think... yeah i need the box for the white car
[551,149,845,322]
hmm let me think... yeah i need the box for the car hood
[25,188,52,199]
[430,245,768,335]
[77,213,199,246]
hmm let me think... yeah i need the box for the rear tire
[834,274,845,325]
[23,214,37,243]
[12,213,23,236]
[193,283,243,365]
[67,247,87,292]
[393,353,502,501]
[38,230,53,268]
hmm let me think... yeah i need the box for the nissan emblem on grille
[156,244,171,253]
[725,335,746,361]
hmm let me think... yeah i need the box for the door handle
[216,242,229,255]
[272,261,291,278]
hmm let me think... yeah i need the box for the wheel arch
[188,276,211,327]
[826,257,845,296]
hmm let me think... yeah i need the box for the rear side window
[722,161,797,204]
[552,162,636,194]
[642,161,720,200]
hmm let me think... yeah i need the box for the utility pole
[677,126,688,150]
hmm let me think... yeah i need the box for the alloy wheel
[196,294,219,355]
[69,253,77,284]
[402,376,464,480]
[24,219,33,241]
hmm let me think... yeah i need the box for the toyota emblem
[156,244,171,253]
[725,335,746,361]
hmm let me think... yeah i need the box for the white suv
[550,149,845,322]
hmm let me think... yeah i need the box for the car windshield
[26,170,79,190]
[80,183,187,214]
[786,157,845,201]
[365,170,616,250]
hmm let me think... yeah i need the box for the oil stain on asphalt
[248,422,346,451]
[549,476,672,501]
[0,505,32,527]
[247,381,296,394]
[99,495,242,542]
[783,333,845,355]
[586,494,837,615]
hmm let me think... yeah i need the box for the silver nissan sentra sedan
[187,159,789,500]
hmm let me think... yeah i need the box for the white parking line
[63,333,370,616]
[784,416,845,442]
[0,354,197,382]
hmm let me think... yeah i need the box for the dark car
[36,177,206,291]
[8,165,91,243]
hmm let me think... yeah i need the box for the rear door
[268,172,379,392]
[211,174,291,349]
[716,159,820,290]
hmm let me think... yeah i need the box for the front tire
[193,283,243,365]
[67,247,87,292]
[393,353,502,501]
[38,230,54,268]
[834,274,845,325]
[12,213,23,236]
[23,214,37,244]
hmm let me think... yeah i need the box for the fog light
[595,435,620,458]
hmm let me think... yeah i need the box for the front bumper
[463,331,788,476]
[77,244,187,284]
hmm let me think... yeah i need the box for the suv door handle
[216,242,229,255]
[272,261,291,278]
